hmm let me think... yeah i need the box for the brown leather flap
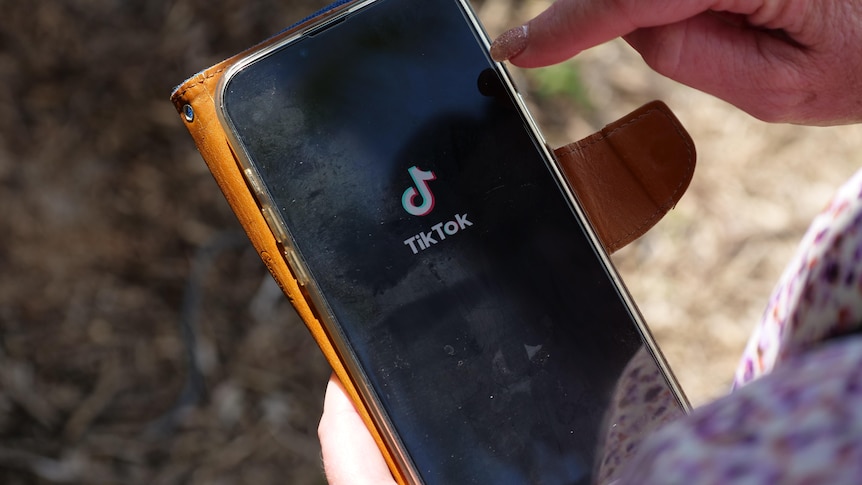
[555,101,695,253]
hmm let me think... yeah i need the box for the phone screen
[221,0,686,482]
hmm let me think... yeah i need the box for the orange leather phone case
[170,5,695,481]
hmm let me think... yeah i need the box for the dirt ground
[2,1,862,484]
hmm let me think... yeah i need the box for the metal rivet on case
[183,104,194,122]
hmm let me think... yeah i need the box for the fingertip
[318,374,354,446]
[490,8,590,68]
[319,374,396,485]
[490,24,529,62]
[322,373,349,411]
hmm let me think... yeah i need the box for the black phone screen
[221,0,685,482]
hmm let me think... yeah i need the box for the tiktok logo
[400,165,474,254]
[401,166,437,216]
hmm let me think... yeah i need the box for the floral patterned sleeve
[615,169,862,484]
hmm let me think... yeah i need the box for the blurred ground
[1,0,861,484]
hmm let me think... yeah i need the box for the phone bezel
[214,0,688,482]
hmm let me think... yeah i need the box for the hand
[318,373,397,485]
[489,0,862,125]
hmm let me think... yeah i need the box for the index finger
[492,0,758,67]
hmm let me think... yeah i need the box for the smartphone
[216,0,687,482]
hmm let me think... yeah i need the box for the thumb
[319,374,396,485]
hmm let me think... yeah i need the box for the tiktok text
[403,213,473,254]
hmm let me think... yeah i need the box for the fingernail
[490,24,529,62]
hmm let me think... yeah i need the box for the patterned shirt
[614,169,862,484]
